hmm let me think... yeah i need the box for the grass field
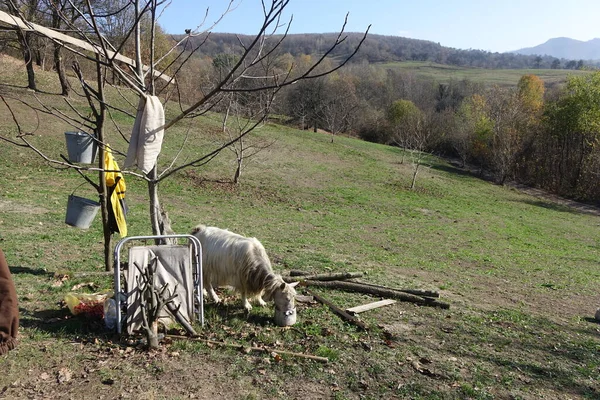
[0,57,599,399]
[379,60,591,86]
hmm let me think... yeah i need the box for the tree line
[270,62,600,202]
[2,1,598,202]
[179,32,597,70]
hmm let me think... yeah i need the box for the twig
[166,334,329,363]
[60,154,100,191]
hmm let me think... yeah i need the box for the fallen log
[284,272,363,283]
[289,271,439,298]
[166,334,329,363]
[166,302,198,337]
[350,280,440,298]
[302,280,450,309]
[289,270,311,277]
[305,289,368,331]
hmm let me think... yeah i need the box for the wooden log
[346,299,396,315]
[166,302,198,337]
[305,289,368,330]
[166,335,329,363]
[289,270,310,277]
[302,280,450,309]
[295,295,316,304]
[350,280,440,298]
[283,272,363,283]
[289,271,440,298]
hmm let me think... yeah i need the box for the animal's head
[272,281,298,327]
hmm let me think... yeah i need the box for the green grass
[379,60,591,86]
[0,58,599,399]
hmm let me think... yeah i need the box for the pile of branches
[284,270,450,330]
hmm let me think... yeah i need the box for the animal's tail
[191,224,205,235]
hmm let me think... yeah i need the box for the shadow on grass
[19,306,114,338]
[20,299,277,342]
[0,84,62,98]
[517,199,581,215]
[203,302,275,328]
[9,265,53,276]
[430,163,495,182]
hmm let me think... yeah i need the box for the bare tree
[219,95,275,185]
[388,99,430,189]
[320,73,359,142]
[486,86,526,184]
[0,0,369,269]
[42,0,88,96]
[5,0,42,90]
[285,76,326,132]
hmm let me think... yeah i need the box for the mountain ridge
[513,37,600,60]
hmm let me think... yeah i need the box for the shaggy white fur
[191,225,297,323]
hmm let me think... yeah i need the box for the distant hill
[175,32,593,70]
[513,37,600,60]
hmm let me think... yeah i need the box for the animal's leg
[256,296,267,307]
[206,284,221,304]
[242,294,253,312]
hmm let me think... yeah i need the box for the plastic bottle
[103,298,118,330]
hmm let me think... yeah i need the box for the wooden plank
[0,10,171,82]
[346,299,396,315]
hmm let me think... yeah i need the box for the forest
[180,31,598,70]
[1,0,599,203]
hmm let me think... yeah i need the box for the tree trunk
[410,161,421,190]
[148,167,163,237]
[16,30,36,91]
[147,167,176,244]
[147,321,159,349]
[95,57,112,272]
[53,43,69,96]
[234,145,243,185]
[233,159,242,184]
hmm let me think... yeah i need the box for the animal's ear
[289,281,299,288]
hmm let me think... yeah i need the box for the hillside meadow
[0,58,599,399]
[379,61,591,86]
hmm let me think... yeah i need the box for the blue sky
[159,0,600,53]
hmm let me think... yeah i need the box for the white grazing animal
[191,225,298,326]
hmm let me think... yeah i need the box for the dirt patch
[0,198,48,214]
